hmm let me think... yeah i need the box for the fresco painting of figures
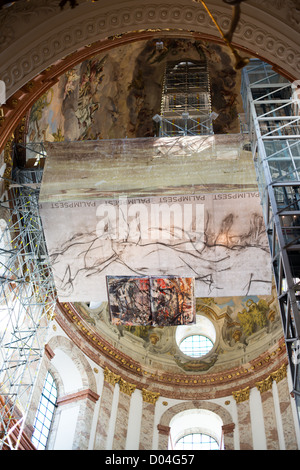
[107,276,195,326]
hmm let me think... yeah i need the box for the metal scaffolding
[153,60,214,137]
[0,147,56,450]
[242,60,300,421]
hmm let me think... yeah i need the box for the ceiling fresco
[26,38,248,144]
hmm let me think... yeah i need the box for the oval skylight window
[179,334,214,358]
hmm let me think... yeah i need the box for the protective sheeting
[39,137,272,302]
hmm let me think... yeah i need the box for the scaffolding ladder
[242,60,300,421]
[154,60,214,137]
[0,159,56,450]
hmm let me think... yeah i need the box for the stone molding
[44,343,55,361]
[157,424,170,435]
[159,399,233,428]
[57,388,100,406]
[222,422,235,434]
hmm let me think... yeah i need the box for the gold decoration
[232,386,250,403]
[119,378,136,396]
[103,367,136,395]
[256,375,273,394]
[3,135,14,190]
[238,299,269,337]
[232,329,242,343]
[255,364,287,394]
[271,364,287,383]
[149,333,159,345]
[142,388,160,404]
[103,367,120,386]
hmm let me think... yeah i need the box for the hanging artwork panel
[107,276,195,326]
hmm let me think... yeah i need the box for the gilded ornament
[271,364,287,383]
[232,386,250,403]
[232,329,242,342]
[142,388,160,404]
[118,378,136,396]
[103,367,120,386]
[256,375,273,394]
[149,333,159,345]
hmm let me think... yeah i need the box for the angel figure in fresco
[75,56,107,138]
[63,68,80,100]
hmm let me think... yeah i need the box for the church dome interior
[0,0,300,452]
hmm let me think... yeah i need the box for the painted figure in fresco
[75,57,107,138]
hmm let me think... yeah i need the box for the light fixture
[210,112,219,120]
[156,40,164,51]
[152,114,162,123]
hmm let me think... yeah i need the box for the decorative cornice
[255,364,287,394]
[56,302,288,398]
[1,1,299,100]
[0,2,299,153]
[232,364,288,401]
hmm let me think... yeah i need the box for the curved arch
[1,0,299,99]
[169,408,223,448]
[159,400,233,428]
[47,335,97,394]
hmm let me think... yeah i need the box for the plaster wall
[28,327,300,450]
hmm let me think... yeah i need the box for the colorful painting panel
[107,276,195,326]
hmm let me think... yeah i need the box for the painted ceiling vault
[26,38,245,143]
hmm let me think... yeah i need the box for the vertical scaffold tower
[0,145,56,449]
[154,60,214,137]
[242,60,300,421]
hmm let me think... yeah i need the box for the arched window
[168,409,223,450]
[31,372,57,450]
[175,432,219,450]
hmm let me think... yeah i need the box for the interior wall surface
[27,320,300,450]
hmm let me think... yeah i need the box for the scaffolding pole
[0,160,56,450]
[242,60,300,423]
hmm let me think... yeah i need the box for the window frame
[179,333,214,358]
[31,371,57,450]
[175,431,220,450]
